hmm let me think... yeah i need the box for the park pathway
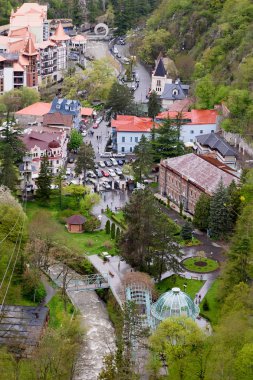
[47,264,116,380]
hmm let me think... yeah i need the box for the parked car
[98,161,106,168]
[113,46,119,54]
[114,168,122,175]
[108,168,116,177]
[101,170,110,177]
[104,160,112,167]
[119,39,125,45]
[93,123,99,129]
[116,53,121,58]
[131,83,137,91]
[96,116,103,124]
[95,169,103,178]
[68,157,75,164]
[117,159,124,165]
[102,182,111,190]
[81,130,87,137]
[110,158,118,166]
[86,170,96,178]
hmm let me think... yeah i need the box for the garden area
[182,256,220,273]
[156,274,204,300]
[26,190,117,256]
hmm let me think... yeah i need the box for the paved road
[115,42,151,103]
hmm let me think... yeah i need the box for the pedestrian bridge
[62,273,109,291]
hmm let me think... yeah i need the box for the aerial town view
[0,0,252,379]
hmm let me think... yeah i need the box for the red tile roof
[161,153,238,195]
[16,102,51,116]
[43,112,73,127]
[111,115,157,132]
[81,107,93,116]
[22,131,62,151]
[157,109,217,125]
[66,215,86,225]
[50,22,70,42]
[22,35,38,56]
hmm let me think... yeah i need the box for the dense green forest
[133,0,253,137]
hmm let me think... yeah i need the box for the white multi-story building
[156,109,218,144]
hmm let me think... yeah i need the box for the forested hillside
[134,0,253,137]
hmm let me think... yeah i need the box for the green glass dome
[151,287,199,322]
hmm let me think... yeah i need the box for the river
[48,264,116,380]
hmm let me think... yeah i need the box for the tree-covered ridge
[136,0,253,137]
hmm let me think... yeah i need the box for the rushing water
[48,265,116,380]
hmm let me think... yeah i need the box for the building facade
[159,153,239,214]
[156,109,218,144]
[111,115,156,153]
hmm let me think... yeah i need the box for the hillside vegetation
[135,0,253,137]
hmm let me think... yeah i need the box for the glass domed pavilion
[151,287,199,325]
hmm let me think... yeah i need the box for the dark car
[68,157,75,164]
[104,160,112,167]
[117,159,124,165]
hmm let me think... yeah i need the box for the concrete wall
[222,130,253,158]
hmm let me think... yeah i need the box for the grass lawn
[182,257,219,273]
[156,274,204,300]
[178,237,201,247]
[200,279,221,325]
[47,291,75,329]
[105,209,126,229]
[26,195,116,256]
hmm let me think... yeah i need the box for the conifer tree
[0,145,18,191]
[148,91,160,120]
[208,180,232,240]
[181,221,193,241]
[111,222,116,239]
[105,220,111,235]
[132,135,153,183]
[36,155,52,201]
[193,194,211,230]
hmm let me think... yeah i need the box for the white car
[99,161,106,168]
[114,168,122,175]
[110,158,118,166]
[81,130,87,137]
[87,170,96,178]
[102,182,111,190]
[108,168,116,177]
[96,116,103,124]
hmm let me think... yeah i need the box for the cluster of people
[195,293,202,304]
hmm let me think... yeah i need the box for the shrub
[116,227,121,242]
[202,298,209,311]
[111,222,116,239]
[86,238,94,247]
[103,240,113,250]
[85,216,101,232]
[22,270,46,303]
[105,220,111,234]
[58,209,76,224]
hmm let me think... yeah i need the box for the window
[122,136,125,142]
[157,80,161,86]
[190,139,193,142]
[121,147,125,152]
[130,137,132,142]
[190,130,194,134]
[172,88,178,96]
[56,160,59,164]
[130,147,132,152]
[211,130,214,133]
[135,137,138,143]
[200,130,203,134]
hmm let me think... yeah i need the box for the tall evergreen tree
[75,142,95,179]
[0,115,25,163]
[193,193,211,230]
[0,145,18,191]
[36,155,52,201]
[208,180,232,240]
[132,135,153,183]
[148,91,160,120]
[152,118,184,162]
[106,82,134,116]
[181,221,193,241]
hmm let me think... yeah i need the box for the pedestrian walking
[198,294,201,302]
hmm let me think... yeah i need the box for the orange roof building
[111,115,157,153]
[156,109,218,144]
[16,102,51,117]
